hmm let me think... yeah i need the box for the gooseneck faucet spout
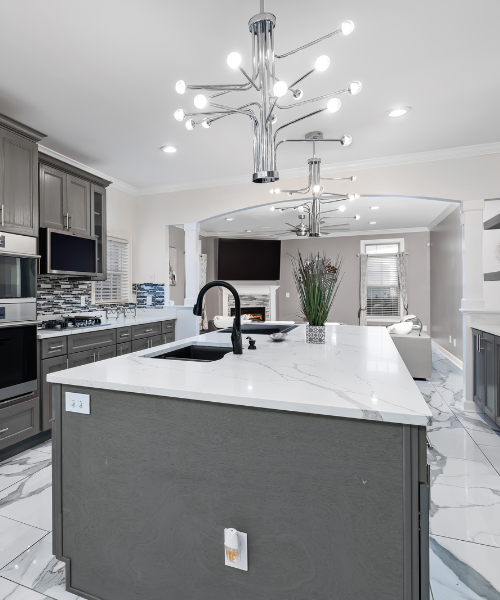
[193,281,243,354]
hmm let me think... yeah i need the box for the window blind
[94,238,129,303]
[366,253,400,317]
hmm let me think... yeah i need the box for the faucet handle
[246,337,257,350]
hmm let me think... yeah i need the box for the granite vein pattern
[47,325,432,426]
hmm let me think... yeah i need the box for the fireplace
[231,307,266,322]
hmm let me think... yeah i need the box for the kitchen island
[48,324,432,600]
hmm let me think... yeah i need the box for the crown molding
[38,146,141,196]
[200,226,430,239]
[140,142,500,196]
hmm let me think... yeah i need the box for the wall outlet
[286,292,290,298]
[80,295,88,307]
[423,325,427,332]
[454,339,457,346]
[146,294,153,306]
[150,274,155,282]
[65,392,90,415]
[224,529,248,571]
[449,335,452,343]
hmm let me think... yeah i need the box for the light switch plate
[224,529,248,571]
[65,392,90,415]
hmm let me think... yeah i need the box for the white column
[184,222,200,306]
[461,200,484,411]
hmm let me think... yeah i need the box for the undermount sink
[218,324,298,335]
[153,344,233,362]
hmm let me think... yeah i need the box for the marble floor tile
[464,428,500,448]
[478,445,500,473]
[0,577,51,600]
[421,387,455,420]
[0,537,82,600]
[0,450,51,494]
[430,455,500,547]
[451,409,500,434]
[32,442,51,456]
[0,516,47,570]
[0,467,51,532]
[430,535,500,600]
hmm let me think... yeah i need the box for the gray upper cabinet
[90,184,107,281]
[0,114,46,237]
[39,164,66,230]
[66,175,90,235]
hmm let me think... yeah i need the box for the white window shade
[366,254,400,317]
[94,238,129,303]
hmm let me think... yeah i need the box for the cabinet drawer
[131,335,162,352]
[0,397,40,450]
[117,342,131,356]
[41,336,68,359]
[161,333,175,345]
[68,345,117,367]
[67,328,116,354]
[162,320,175,334]
[132,322,161,340]
[116,326,132,342]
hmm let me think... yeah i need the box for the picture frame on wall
[169,247,177,286]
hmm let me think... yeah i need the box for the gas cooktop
[41,316,103,330]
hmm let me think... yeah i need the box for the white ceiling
[0,0,498,189]
[200,195,457,238]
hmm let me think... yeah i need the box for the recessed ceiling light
[386,107,411,118]
[225,217,234,221]
[245,230,252,233]
[160,146,177,153]
[369,221,377,225]
[370,206,379,210]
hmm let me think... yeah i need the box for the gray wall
[168,226,185,305]
[278,232,431,329]
[201,236,219,321]
[430,206,463,360]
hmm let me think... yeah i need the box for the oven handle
[0,251,41,259]
[0,428,8,434]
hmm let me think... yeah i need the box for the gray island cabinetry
[472,327,500,426]
[49,325,431,600]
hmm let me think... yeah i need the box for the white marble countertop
[47,324,432,426]
[37,312,177,339]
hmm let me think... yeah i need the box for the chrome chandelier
[269,132,360,237]
[173,0,361,184]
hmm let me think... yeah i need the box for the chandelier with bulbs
[173,0,361,184]
[269,132,360,237]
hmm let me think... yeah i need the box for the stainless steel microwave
[40,228,98,277]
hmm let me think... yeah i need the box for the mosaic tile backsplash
[132,283,166,308]
[37,276,136,316]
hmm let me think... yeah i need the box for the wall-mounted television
[217,238,281,280]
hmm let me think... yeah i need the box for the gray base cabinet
[472,328,500,425]
[39,320,175,433]
[0,394,40,450]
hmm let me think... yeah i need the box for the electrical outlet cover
[224,529,248,571]
[65,392,90,415]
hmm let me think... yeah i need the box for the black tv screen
[218,238,281,280]
[50,231,97,275]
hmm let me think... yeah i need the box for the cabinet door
[131,338,150,352]
[162,333,174,345]
[91,184,107,281]
[95,345,116,362]
[117,342,131,356]
[0,128,38,235]
[39,164,67,231]
[150,335,162,349]
[472,329,486,411]
[0,397,40,451]
[484,333,496,421]
[67,175,90,235]
[68,349,96,368]
[41,355,68,431]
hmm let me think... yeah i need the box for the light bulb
[271,114,277,124]
[269,189,275,195]
[297,205,305,212]
[292,89,303,100]
[313,184,321,193]
[348,193,359,201]
[341,20,354,35]
[339,205,346,212]
[274,188,281,194]
[194,94,207,109]
[270,206,275,210]
[185,119,195,130]
[315,55,330,71]
[175,80,186,94]
[354,214,360,220]
[369,221,377,225]
[160,146,177,153]
[340,134,352,146]
[174,109,185,122]
[202,119,211,129]
[387,107,410,118]
[227,52,242,69]
[348,81,362,95]
[350,176,356,181]
[273,81,288,97]
[327,98,341,113]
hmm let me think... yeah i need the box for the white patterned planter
[306,324,326,344]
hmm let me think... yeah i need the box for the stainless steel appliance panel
[0,323,37,402]
[0,299,37,322]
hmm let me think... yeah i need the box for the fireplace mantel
[219,284,280,321]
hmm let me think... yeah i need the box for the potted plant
[291,251,343,343]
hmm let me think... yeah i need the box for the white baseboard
[431,340,463,370]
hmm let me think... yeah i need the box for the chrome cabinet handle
[66,358,69,368]
[145,328,153,333]
[50,345,63,350]
[0,428,8,434]
[0,204,3,227]
[68,215,72,228]
[93,352,96,362]
[65,213,69,229]
[97,351,100,361]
